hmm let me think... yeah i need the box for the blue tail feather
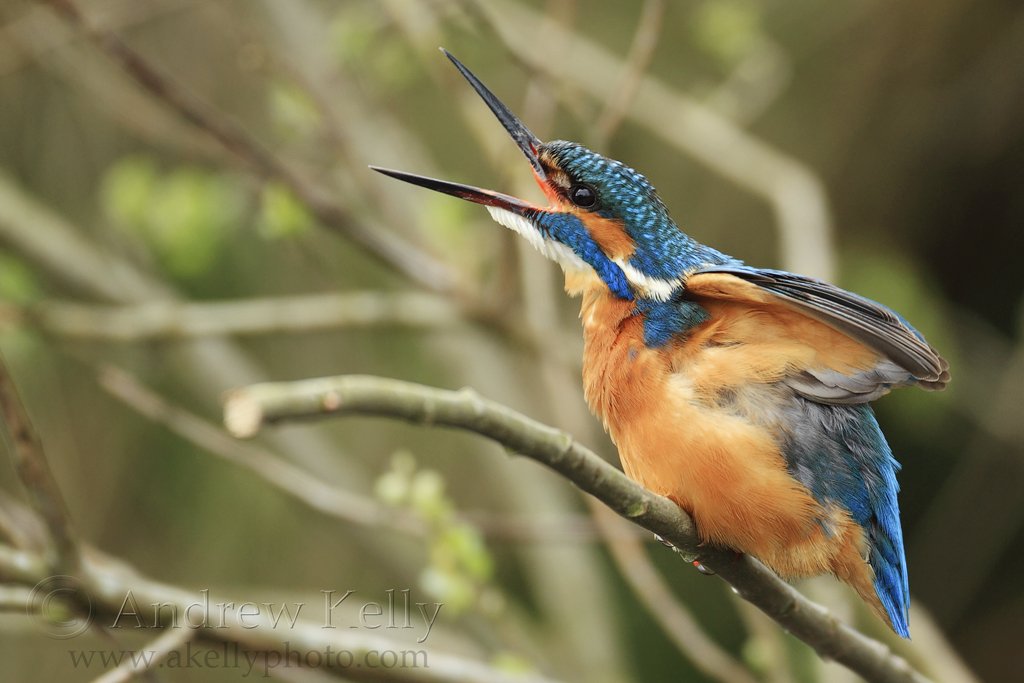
[782,401,910,637]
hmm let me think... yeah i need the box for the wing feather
[685,266,949,403]
[692,265,948,386]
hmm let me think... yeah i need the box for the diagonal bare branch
[470,0,835,280]
[0,544,566,683]
[592,505,759,683]
[0,351,80,574]
[39,0,461,295]
[591,0,666,148]
[92,624,197,683]
[98,365,636,544]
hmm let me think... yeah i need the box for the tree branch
[0,584,34,613]
[591,0,666,147]
[470,0,836,280]
[0,544,565,683]
[593,506,759,683]
[223,374,931,683]
[3,291,464,341]
[0,351,80,574]
[99,365,628,544]
[39,0,461,295]
[92,624,196,683]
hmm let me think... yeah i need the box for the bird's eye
[569,184,598,208]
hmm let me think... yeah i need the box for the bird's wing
[684,265,949,404]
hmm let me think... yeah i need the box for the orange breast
[577,285,871,585]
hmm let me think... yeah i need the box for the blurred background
[0,0,1021,681]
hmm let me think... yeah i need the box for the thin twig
[0,544,565,683]
[0,490,49,553]
[898,605,980,683]
[40,0,461,295]
[98,365,634,544]
[470,0,836,280]
[0,158,379,495]
[5,2,224,161]
[0,584,34,612]
[4,291,464,341]
[92,625,197,683]
[703,38,792,126]
[592,0,666,148]
[96,365,423,534]
[731,597,795,683]
[0,351,80,574]
[593,505,759,683]
[223,374,931,683]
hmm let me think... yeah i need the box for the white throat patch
[612,259,681,301]
[485,206,588,272]
[485,206,682,300]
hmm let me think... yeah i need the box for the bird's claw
[691,560,716,575]
[654,534,714,573]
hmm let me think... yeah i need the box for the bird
[371,49,949,638]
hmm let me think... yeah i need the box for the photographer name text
[111,589,442,643]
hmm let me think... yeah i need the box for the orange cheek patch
[533,169,562,204]
[582,214,635,260]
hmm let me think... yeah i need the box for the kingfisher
[372,49,948,638]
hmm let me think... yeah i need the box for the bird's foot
[653,534,716,574]
[691,560,716,575]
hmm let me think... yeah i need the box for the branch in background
[0,544,566,683]
[1,292,464,341]
[0,156,384,501]
[0,138,440,588]
[0,119,583,583]
[98,365,636,544]
[223,374,931,683]
[0,351,80,574]
[703,38,792,127]
[0,490,49,554]
[900,604,980,683]
[0,170,166,304]
[93,625,196,683]
[0,584,34,613]
[592,505,759,683]
[0,0,202,77]
[4,1,226,163]
[731,597,795,683]
[591,0,666,148]
[96,365,423,534]
[912,310,1024,627]
[39,0,461,296]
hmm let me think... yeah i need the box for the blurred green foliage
[0,251,41,304]
[692,0,762,66]
[376,452,496,615]
[330,4,417,91]
[268,81,321,140]
[257,183,314,240]
[101,157,244,279]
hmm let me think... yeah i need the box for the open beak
[370,48,545,217]
[439,49,546,180]
[368,168,536,215]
